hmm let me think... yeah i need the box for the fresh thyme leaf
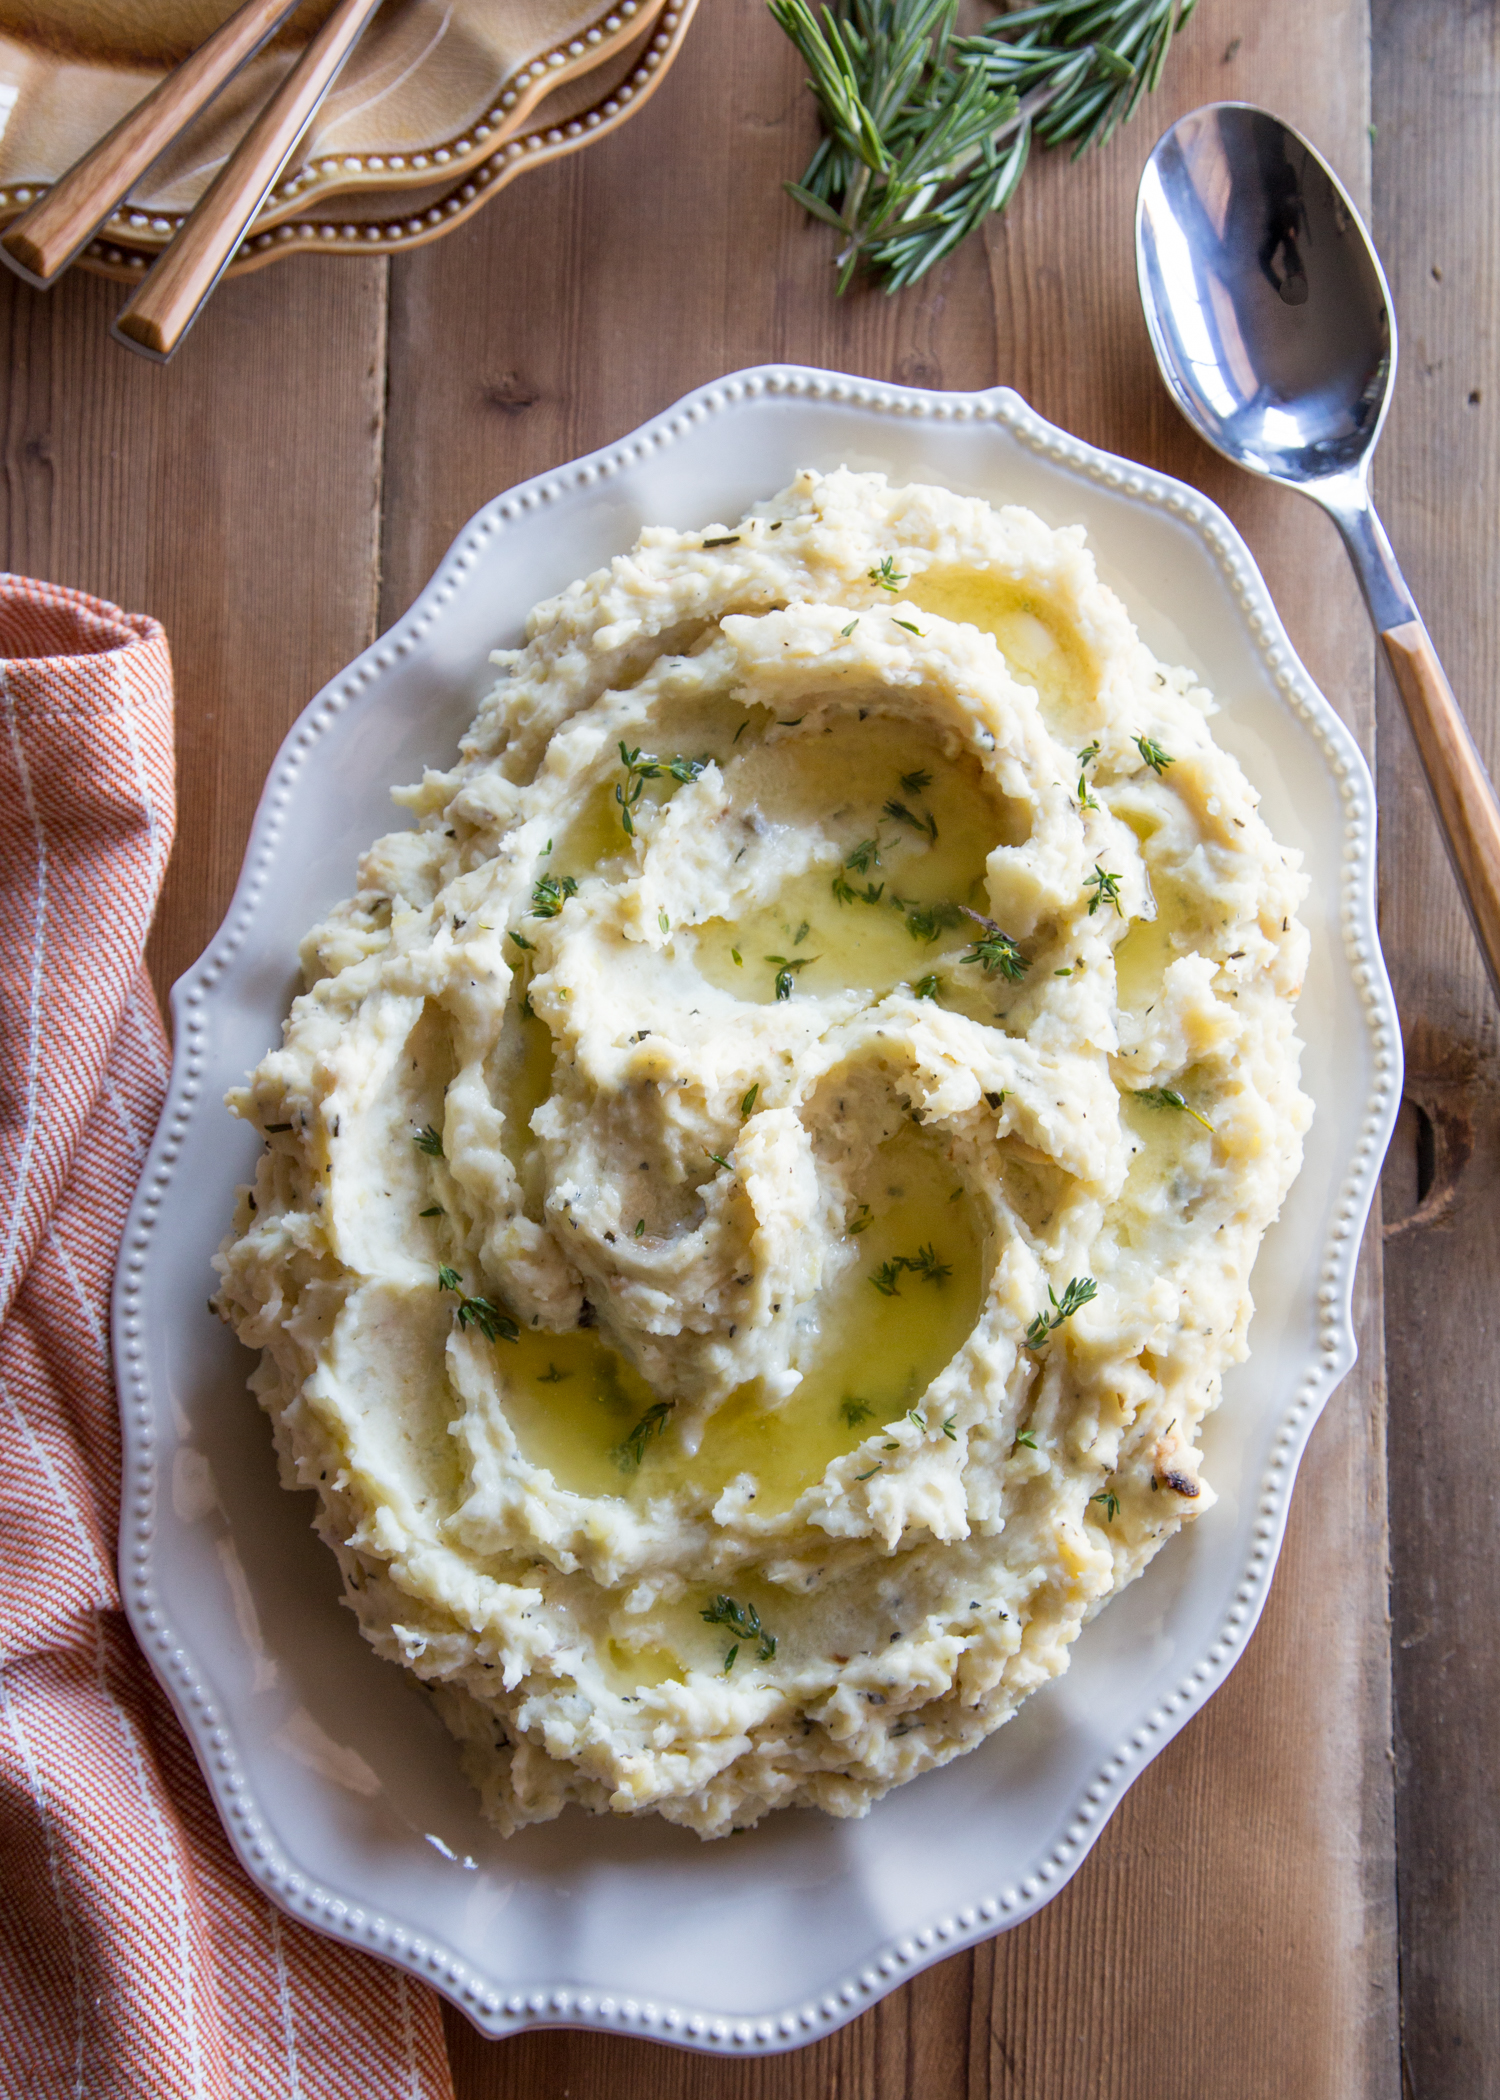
[908,1409,927,1430]
[1135,733,1173,773]
[846,837,882,875]
[741,1083,760,1117]
[1024,1273,1098,1347]
[958,908,1028,981]
[508,929,535,951]
[1013,1429,1038,1449]
[915,972,941,999]
[615,743,708,835]
[1133,1084,1214,1132]
[870,1258,906,1297]
[848,1201,874,1234]
[883,798,938,844]
[457,1295,519,1344]
[1089,1488,1121,1522]
[264,1121,293,1133]
[1084,864,1123,916]
[841,617,860,637]
[893,619,924,636]
[906,1243,952,1284]
[418,1205,443,1218]
[869,555,907,591]
[900,768,933,793]
[437,1264,462,1293]
[793,919,810,945]
[772,0,1196,295]
[1077,741,1101,768]
[855,1463,884,1481]
[841,1396,875,1425]
[731,946,743,966]
[766,953,816,999]
[659,907,671,934]
[537,1363,571,1383]
[531,871,578,918]
[614,1400,675,1470]
[701,1594,776,1661]
[899,897,962,943]
[413,1124,445,1157]
[702,534,741,547]
[635,1217,646,1236]
[707,1152,732,1171]
[723,1644,739,1674]
[942,1415,958,1440]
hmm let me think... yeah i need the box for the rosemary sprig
[772,0,1195,293]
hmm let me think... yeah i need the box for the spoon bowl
[1137,100,1500,1003]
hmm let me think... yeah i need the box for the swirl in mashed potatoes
[214,469,1310,1838]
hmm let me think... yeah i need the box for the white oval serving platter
[113,364,1402,2054]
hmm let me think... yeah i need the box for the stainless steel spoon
[1136,100,1500,1002]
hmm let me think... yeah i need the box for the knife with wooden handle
[0,0,304,289]
[112,0,383,362]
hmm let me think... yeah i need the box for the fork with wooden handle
[112,0,384,362]
[0,0,304,290]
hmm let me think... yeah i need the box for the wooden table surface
[3,0,1494,2092]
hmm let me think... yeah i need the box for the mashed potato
[213,469,1310,1838]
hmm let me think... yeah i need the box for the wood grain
[1371,4,1500,2095]
[379,1,1398,2091]
[0,0,1428,2090]
[0,252,388,997]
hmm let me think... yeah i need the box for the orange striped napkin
[0,576,455,2097]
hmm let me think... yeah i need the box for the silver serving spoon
[1136,100,1500,1002]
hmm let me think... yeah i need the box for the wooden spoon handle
[113,0,381,362]
[0,0,301,288]
[1382,618,1500,1001]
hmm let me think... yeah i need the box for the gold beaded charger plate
[112,367,1400,2053]
[0,0,687,275]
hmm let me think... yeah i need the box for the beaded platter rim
[112,364,1402,2055]
[0,2,694,284]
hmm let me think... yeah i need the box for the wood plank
[380,3,1399,2096]
[1370,5,1500,2094]
[0,252,389,1002]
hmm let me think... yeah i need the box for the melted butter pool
[907,568,1095,726]
[495,1128,986,1513]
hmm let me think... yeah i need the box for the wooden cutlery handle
[113,0,380,361]
[0,0,301,287]
[1382,619,1500,1001]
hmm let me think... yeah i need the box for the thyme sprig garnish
[413,1124,445,1157]
[437,1266,519,1343]
[1025,1273,1097,1348]
[1085,864,1123,916]
[959,906,1029,981]
[702,1593,777,1665]
[833,869,887,905]
[898,897,964,943]
[884,797,938,843]
[870,555,908,590]
[614,1400,675,1470]
[1090,1487,1121,1522]
[1076,739,1101,810]
[531,871,578,918]
[846,837,882,874]
[767,953,818,999]
[1133,1084,1214,1132]
[772,0,1195,294]
[900,767,932,793]
[615,742,708,835]
[871,1243,952,1295]
[841,1396,875,1425]
[1134,734,1173,774]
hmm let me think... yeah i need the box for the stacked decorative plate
[0,0,697,283]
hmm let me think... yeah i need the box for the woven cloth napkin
[0,576,455,2098]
